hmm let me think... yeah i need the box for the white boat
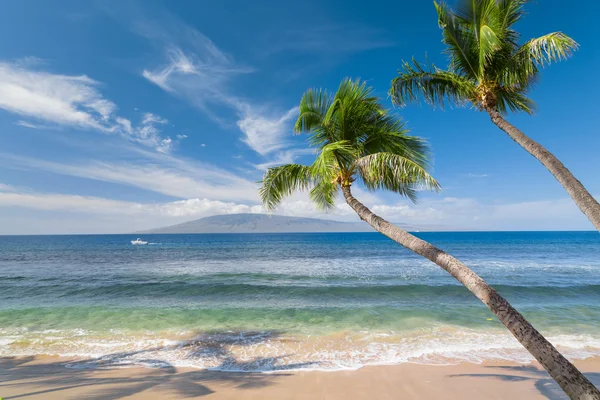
[131,238,148,245]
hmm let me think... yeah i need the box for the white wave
[1,327,599,372]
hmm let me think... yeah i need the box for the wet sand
[1,356,599,399]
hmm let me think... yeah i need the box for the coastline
[1,356,599,399]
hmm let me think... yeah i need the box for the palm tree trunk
[341,184,600,400]
[486,107,600,231]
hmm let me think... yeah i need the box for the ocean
[0,231,599,372]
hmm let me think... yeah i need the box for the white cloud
[16,121,36,128]
[0,62,114,129]
[364,195,596,230]
[140,27,298,163]
[237,106,298,155]
[142,112,168,125]
[157,137,172,153]
[142,47,250,114]
[0,186,264,234]
[159,198,262,217]
[0,61,173,152]
[115,117,133,133]
[15,120,45,129]
[253,148,315,170]
[0,179,595,233]
[2,153,261,202]
[466,173,489,178]
[252,187,596,231]
[143,46,303,166]
[0,190,144,214]
[0,186,260,217]
[115,113,173,152]
[0,183,17,192]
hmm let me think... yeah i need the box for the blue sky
[0,0,598,234]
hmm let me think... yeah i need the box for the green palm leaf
[392,0,577,116]
[259,78,439,212]
[435,1,479,79]
[355,152,441,203]
[309,179,339,211]
[391,59,476,108]
[259,164,313,211]
[517,32,579,68]
[295,88,333,147]
[310,141,357,178]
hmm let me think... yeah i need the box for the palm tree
[259,78,599,399]
[390,0,600,231]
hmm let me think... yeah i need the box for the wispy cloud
[253,148,315,171]
[143,45,304,164]
[0,62,115,129]
[237,106,299,156]
[0,61,173,152]
[115,113,174,153]
[132,5,303,163]
[367,195,598,230]
[141,112,168,125]
[0,184,262,217]
[0,183,17,192]
[2,153,261,202]
[15,120,48,129]
[1,178,593,233]
[142,47,251,116]
[465,173,489,178]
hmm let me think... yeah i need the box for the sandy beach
[0,356,598,399]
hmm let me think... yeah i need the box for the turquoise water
[0,231,599,371]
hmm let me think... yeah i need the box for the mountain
[138,213,417,234]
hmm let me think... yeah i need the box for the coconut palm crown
[389,0,600,233]
[260,78,440,212]
[390,0,578,114]
[260,77,600,399]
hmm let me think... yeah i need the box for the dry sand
[1,356,599,399]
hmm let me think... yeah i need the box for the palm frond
[294,88,331,134]
[391,59,477,108]
[495,88,535,115]
[477,23,502,74]
[444,0,505,78]
[259,164,313,211]
[518,32,578,68]
[355,152,441,203]
[266,78,439,211]
[500,32,577,90]
[335,78,377,106]
[309,140,357,177]
[434,1,479,79]
[361,114,431,168]
[333,78,381,143]
[294,88,334,147]
[309,179,339,211]
[498,0,527,36]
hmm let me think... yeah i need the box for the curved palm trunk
[486,108,600,231]
[342,184,600,400]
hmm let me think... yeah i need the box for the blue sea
[0,231,599,371]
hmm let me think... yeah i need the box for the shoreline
[1,355,599,399]
[3,326,599,372]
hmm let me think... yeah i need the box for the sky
[0,0,598,234]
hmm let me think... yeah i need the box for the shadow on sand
[0,330,316,400]
[450,364,600,400]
